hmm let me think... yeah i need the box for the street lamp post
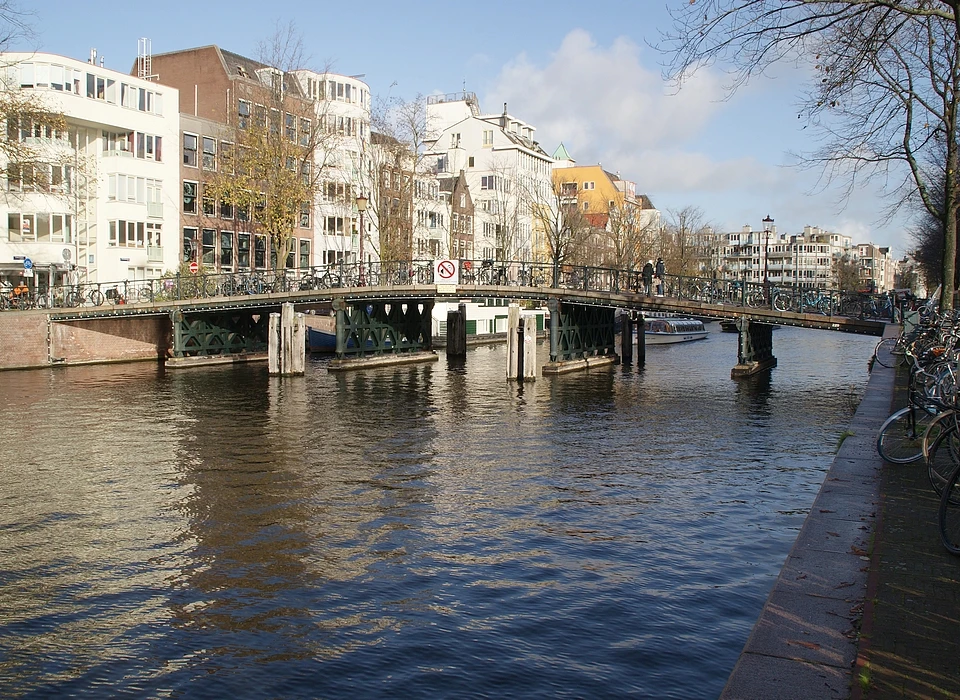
[762,214,774,300]
[356,194,368,286]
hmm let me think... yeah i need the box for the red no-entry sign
[189,261,199,273]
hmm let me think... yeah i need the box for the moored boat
[643,317,708,344]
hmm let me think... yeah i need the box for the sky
[21,0,915,256]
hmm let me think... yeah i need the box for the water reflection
[0,326,875,698]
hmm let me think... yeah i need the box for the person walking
[642,260,654,296]
[655,257,665,296]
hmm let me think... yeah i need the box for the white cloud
[486,29,725,155]
[484,29,914,254]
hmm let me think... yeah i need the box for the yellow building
[548,144,659,266]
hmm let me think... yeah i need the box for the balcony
[147,246,164,262]
[103,149,133,158]
[146,202,163,218]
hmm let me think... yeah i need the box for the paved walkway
[853,366,960,699]
[722,331,960,699]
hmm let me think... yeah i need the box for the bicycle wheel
[877,405,931,463]
[927,424,960,495]
[89,289,105,306]
[773,293,791,312]
[873,337,900,368]
[938,462,960,554]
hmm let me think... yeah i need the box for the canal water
[0,322,874,699]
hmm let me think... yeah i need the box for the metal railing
[0,258,903,322]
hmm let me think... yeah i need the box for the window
[238,100,251,129]
[220,231,233,270]
[183,227,198,261]
[450,133,461,148]
[582,181,595,190]
[202,228,216,266]
[468,156,475,167]
[254,234,267,268]
[202,187,216,216]
[183,133,198,167]
[299,239,310,268]
[238,232,251,268]
[285,112,296,141]
[183,181,198,214]
[299,202,310,228]
[202,137,216,170]
[483,130,494,146]
[299,118,311,146]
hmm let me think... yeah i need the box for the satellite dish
[62,248,71,261]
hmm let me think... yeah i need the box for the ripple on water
[0,327,874,698]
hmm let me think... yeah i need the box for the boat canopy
[645,318,706,333]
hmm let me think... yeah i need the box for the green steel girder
[736,317,775,365]
[551,302,617,362]
[172,310,269,358]
[335,299,434,358]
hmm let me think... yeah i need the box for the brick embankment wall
[0,313,169,370]
[0,313,51,369]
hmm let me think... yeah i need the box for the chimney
[89,48,97,64]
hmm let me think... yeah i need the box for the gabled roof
[552,142,574,162]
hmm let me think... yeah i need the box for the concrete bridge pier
[731,318,777,378]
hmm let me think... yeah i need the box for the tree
[605,196,660,271]
[833,253,861,292]
[367,94,431,264]
[528,173,593,277]
[661,1,960,310]
[204,24,335,271]
[660,206,716,277]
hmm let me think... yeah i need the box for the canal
[0,322,875,698]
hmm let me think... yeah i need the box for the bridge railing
[0,259,902,321]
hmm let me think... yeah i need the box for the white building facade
[292,70,372,267]
[0,52,181,291]
[722,224,854,289]
[423,93,553,262]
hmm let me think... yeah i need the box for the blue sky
[23,0,914,255]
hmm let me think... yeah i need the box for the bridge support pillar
[268,303,305,376]
[446,303,467,357]
[542,300,618,375]
[328,297,438,372]
[731,318,777,378]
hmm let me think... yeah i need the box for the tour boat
[643,317,708,344]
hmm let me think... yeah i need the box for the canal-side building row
[0,45,900,294]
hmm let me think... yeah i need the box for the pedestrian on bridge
[642,261,654,296]
[655,258,665,296]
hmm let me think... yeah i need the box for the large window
[7,212,72,243]
[238,100,250,129]
[109,220,146,247]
